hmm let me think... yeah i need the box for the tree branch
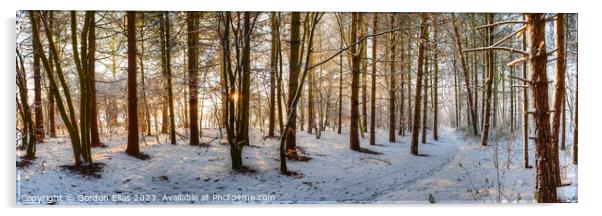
[476,20,528,30]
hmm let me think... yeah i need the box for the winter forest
[16,11,577,204]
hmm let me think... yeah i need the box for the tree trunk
[286,12,301,154]
[573,50,578,165]
[369,14,378,145]
[388,13,396,143]
[160,12,176,144]
[187,11,200,146]
[126,11,140,155]
[550,13,565,187]
[46,12,57,138]
[33,18,44,143]
[452,14,478,136]
[432,21,439,141]
[421,46,429,144]
[268,12,278,137]
[349,12,361,151]
[88,12,101,147]
[16,47,36,159]
[361,17,368,134]
[411,14,428,155]
[307,55,315,134]
[238,12,252,147]
[522,16,530,168]
[481,14,495,146]
[526,13,558,203]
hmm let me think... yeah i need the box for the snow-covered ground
[16,127,577,204]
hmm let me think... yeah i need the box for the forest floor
[16,127,577,204]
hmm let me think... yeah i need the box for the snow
[16,127,577,204]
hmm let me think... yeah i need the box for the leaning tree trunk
[410,14,428,155]
[526,13,558,203]
[16,48,36,159]
[452,14,479,136]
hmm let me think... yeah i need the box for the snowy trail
[334,128,462,202]
[376,130,577,203]
[16,127,576,204]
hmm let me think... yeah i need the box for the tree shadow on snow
[59,163,105,179]
[356,147,382,155]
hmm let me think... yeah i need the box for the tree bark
[126,11,140,155]
[268,12,278,137]
[187,11,200,146]
[369,14,378,145]
[88,12,101,147]
[452,14,479,136]
[33,15,44,143]
[432,21,439,141]
[481,14,495,146]
[388,13,396,143]
[522,16,530,168]
[526,13,558,203]
[349,12,361,151]
[411,14,428,155]
[550,13,565,187]
[286,12,301,154]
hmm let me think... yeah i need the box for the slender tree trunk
[561,99,566,150]
[268,12,278,137]
[361,17,368,133]
[46,12,56,138]
[452,14,479,136]
[160,12,176,144]
[398,22,405,137]
[421,47,429,144]
[349,12,361,151]
[550,13,566,187]
[286,12,301,154]
[411,14,428,155]
[187,11,200,146]
[307,55,315,134]
[522,17,530,168]
[388,13,396,143]
[33,19,44,143]
[526,13,558,203]
[337,35,343,135]
[573,49,578,165]
[88,12,101,147]
[276,13,284,134]
[16,48,36,159]
[453,58,460,128]
[238,12,252,146]
[369,14,378,145]
[481,14,495,146]
[432,21,439,141]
